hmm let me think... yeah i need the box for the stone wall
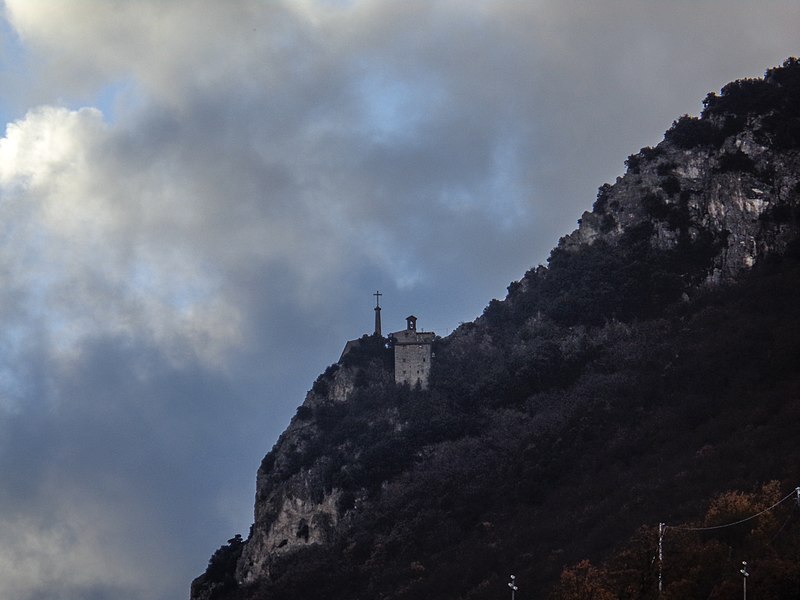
[392,330,434,388]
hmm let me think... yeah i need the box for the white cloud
[0,106,242,371]
[0,512,145,600]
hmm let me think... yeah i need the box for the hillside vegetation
[192,58,800,600]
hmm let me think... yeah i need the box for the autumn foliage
[552,482,800,599]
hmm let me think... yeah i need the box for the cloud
[0,505,147,600]
[0,105,256,599]
[0,106,242,371]
[0,1,799,599]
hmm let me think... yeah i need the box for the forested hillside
[192,58,800,600]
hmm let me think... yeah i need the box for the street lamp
[739,561,749,600]
[508,574,518,600]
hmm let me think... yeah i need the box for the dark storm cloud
[1,1,799,598]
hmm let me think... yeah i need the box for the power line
[668,487,799,532]
[656,485,800,596]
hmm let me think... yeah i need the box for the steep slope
[191,58,800,600]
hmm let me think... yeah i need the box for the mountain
[190,59,800,600]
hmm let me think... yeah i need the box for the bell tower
[389,315,435,389]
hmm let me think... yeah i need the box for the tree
[553,560,616,600]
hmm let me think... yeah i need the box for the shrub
[660,175,681,196]
[625,153,641,174]
[640,145,665,161]
[626,147,666,174]
[665,115,725,149]
[195,535,245,599]
[593,183,613,213]
[702,78,777,119]
[641,192,671,219]
[759,202,793,223]
[656,161,676,176]
[295,405,313,420]
[717,150,757,173]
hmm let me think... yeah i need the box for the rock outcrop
[561,115,800,284]
[191,334,395,599]
[235,364,356,585]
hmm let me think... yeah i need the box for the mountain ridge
[191,58,800,600]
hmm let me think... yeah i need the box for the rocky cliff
[235,361,360,585]
[191,335,395,600]
[191,59,800,600]
[562,101,799,282]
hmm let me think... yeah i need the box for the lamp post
[739,561,749,600]
[508,574,518,600]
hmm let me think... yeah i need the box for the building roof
[389,329,435,345]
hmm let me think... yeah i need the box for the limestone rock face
[235,469,341,584]
[189,333,395,599]
[234,364,357,584]
[559,120,800,285]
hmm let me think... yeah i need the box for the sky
[0,1,798,599]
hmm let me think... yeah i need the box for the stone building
[390,315,435,389]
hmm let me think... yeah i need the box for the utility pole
[740,561,749,600]
[658,522,665,595]
[508,575,518,600]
